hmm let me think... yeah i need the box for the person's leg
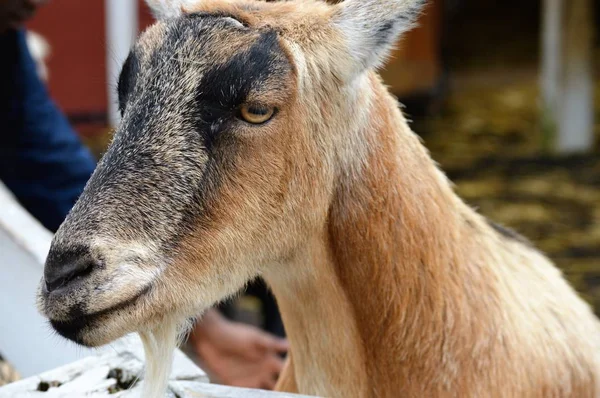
[0,29,96,233]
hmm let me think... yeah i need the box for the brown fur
[38,0,600,396]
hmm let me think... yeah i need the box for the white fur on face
[145,0,198,19]
[85,239,167,314]
[222,16,245,28]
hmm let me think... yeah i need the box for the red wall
[25,1,155,118]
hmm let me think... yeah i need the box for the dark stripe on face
[117,51,140,115]
[192,30,286,147]
[196,31,282,110]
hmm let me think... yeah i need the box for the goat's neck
[266,76,486,397]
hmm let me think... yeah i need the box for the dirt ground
[411,0,600,312]
[414,77,600,312]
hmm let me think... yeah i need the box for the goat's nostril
[44,258,96,293]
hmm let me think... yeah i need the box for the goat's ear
[145,0,195,19]
[333,0,426,73]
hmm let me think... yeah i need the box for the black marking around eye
[117,51,139,114]
[192,30,286,144]
[196,31,282,109]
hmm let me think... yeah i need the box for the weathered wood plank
[0,335,208,397]
[0,335,320,397]
[170,381,319,398]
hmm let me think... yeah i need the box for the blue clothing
[0,29,96,232]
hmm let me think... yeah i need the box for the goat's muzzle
[38,239,158,347]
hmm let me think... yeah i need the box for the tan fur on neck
[266,74,600,397]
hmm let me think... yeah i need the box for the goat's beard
[139,316,193,398]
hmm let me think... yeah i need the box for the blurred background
[1,0,598,386]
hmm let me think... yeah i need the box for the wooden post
[558,0,594,153]
[540,0,562,146]
[541,0,595,154]
[105,0,139,128]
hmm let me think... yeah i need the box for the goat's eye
[239,104,275,124]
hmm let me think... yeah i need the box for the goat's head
[38,0,425,347]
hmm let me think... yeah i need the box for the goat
[38,0,600,396]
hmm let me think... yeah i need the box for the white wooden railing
[0,182,93,377]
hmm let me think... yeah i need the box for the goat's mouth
[47,284,153,347]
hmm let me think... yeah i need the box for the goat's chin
[43,288,164,347]
[49,302,147,347]
[45,287,194,349]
